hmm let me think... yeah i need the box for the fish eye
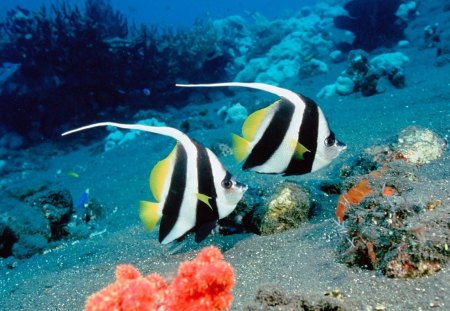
[221,179,233,189]
[324,132,336,147]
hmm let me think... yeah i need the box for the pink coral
[85,246,234,311]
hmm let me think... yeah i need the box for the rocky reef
[336,127,449,278]
[317,50,409,98]
[0,182,104,262]
[0,0,235,142]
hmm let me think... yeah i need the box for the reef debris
[244,284,362,310]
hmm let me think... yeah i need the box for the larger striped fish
[62,122,247,244]
[176,82,346,176]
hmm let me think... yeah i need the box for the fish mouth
[237,182,248,192]
[337,140,347,150]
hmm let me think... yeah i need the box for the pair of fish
[62,82,346,244]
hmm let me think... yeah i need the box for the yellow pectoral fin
[242,101,278,141]
[150,145,177,201]
[231,133,251,163]
[139,200,160,232]
[196,193,213,210]
[293,141,310,160]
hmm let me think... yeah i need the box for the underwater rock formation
[334,0,407,52]
[317,50,409,98]
[336,163,450,278]
[251,183,311,236]
[336,127,449,278]
[0,184,104,260]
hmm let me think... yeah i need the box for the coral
[336,178,373,223]
[85,246,234,311]
[336,160,450,278]
[103,118,166,151]
[334,0,406,52]
[298,58,328,78]
[0,1,233,142]
[217,103,249,124]
[233,3,340,84]
[251,182,311,235]
[165,246,235,311]
[317,50,409,98]
[85,265,167,311]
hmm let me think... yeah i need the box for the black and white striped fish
[62,122,247,244]
[176,82,346,176]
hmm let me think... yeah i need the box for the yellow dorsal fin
[231,133,251,163]
[139,200,160,231]
[242,101,278,141]
[149,144,177,201]
[293,141,310,160]
[196,193,213,210]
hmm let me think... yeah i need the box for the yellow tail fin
[139,200,160,231]
[231,133,251,163]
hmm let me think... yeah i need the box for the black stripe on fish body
[284,95,319,175]
[193,141,219,242]
[158,144,188,243]
[243,99,295,170]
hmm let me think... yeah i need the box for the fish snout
[336,140,347,150]
[237,181,248,193]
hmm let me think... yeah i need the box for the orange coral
[382,185,396,197]
[165,247,234,311]
[336,178,373,223]
[85,246,234,311]
[85,265,168,311]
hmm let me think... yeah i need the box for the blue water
[2,0,317,26]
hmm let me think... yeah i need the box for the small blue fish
[142,88,151,96]
[75,188,90,210]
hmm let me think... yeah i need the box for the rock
[336,155,450,278]
[244,284,361,310]
[335,76,355,95]
[251,182,311,235]
[395,126,446,165]
[0,198,51,259]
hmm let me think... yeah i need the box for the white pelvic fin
[176,82,301,107]
[62,122,192,147]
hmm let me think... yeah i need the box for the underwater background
[1,0,449,310]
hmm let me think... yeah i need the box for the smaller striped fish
[177,82,346,176]
[62,123,247,244]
